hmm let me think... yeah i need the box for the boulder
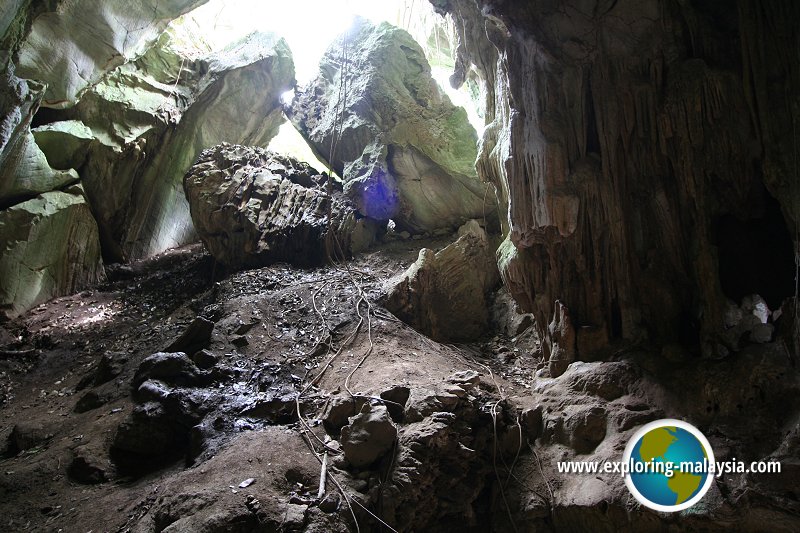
[340,403,397,469]
[122,32,295,260]
[184,143,362,269]
[68,444,111,484]
[164,316,215,356]
[384,220,500,342]
[8,421,55,453]
[0,189,104,318]
[132,352,204,390]
[287,18,494,233]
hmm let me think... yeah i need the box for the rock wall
[0,187,104,318]
[0,2,293,315]
[431,0,799,364]
[10,0,208,108]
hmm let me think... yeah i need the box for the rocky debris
[75,351,127,390]
[287,17,494,233]
[322,392,365,435]
[7,421,54,453]
[74,388,113,413]
[124,428,348,532]
[491,287,535,337]
[0,189,104,318]
[379,392,512,529]
[192,349,219,370]
[164,316,214,356]
[112,399,200,470]
[184,143,364,269]
[404,386,462,423]
[68,444,111,484]
[379,385,410,423]
[340,403,397,469]
[384,220,500,342]
[282,503,308,530]
[132,352,206,390]
[720,294,781,350]
[112,352,218,471]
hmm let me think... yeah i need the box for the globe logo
[623,419,715,512]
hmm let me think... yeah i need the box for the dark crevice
[585,74,601,156]
[715,186,795,310]
[30,106,71,129]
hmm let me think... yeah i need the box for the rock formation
[1,3,294,315]
[385,220,500,342]
[0,187,104,318]
[287,17,496,233]
[432,0,799,363]
[38,30,296,261]
[184,143,364,269]
[9,0,207,108]
[120,32,295,260]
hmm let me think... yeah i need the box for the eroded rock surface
[0,188,104,318]
[11,0,207,108]
[184,143,363,269]
[287,17,494,233]
[0,67,78,205]
[434,0,800,364]
[385,220,500,341]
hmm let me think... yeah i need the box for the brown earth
[0,235,539,532]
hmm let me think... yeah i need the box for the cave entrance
[172,0,483,167]
[715,186,795,311]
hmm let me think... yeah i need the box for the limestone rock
[384,220,500,342]
[184,143,361,269]
[31,120,94,170]
[491,286,535,336]
[546,301,577,378]
[122,32,295,260]
[45,31,295,261]
[0,189,104,318]
[164,316,215,356]
[435,0,800,358]
[14,0,207,108]
[287,18,494,233]
[340,403,397,468]
[0,68,78,204]
[322,392,362,435]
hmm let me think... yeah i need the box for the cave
[0,1,799,532]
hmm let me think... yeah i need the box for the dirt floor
[0,235,541,532]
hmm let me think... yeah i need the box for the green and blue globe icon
[623,419,715,512]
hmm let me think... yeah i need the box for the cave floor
[0,236,540,532]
